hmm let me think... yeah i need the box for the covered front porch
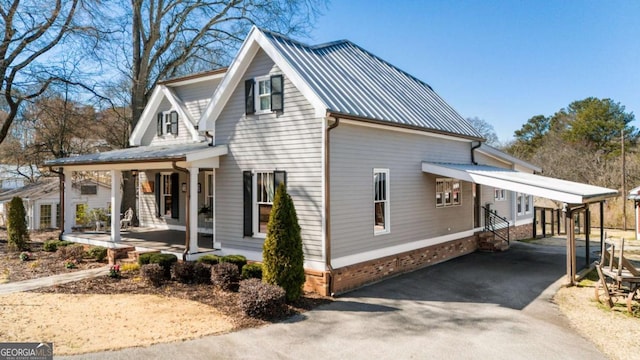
[63,228,219,259]
[45,143,228,261]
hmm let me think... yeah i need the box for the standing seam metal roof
[262,30,483,139]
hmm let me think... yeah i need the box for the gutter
[172,162,190,260]
[325,116,340,296]
[49,166,65,240]
[471,141,482,165]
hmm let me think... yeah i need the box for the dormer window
[156,111,179,136]
[245,75,284,115]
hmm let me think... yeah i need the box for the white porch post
[189,167,199,254]
[110,170,122,242]
[63,169,73,234]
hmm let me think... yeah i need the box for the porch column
[189,167,199,254]
[63,169,73,234]
[110,170,122,242]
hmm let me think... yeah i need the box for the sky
[306,0,640,143]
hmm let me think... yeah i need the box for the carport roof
[422,162,618,204]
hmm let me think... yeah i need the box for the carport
[422,162,619,285]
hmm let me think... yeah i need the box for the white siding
[174,79,221,122]
[214,49,323,261]
[475,152,514,222]
[330,123,474,259]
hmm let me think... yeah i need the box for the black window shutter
[157,114,163,136]
[245,79,255,115]
[271,75,284,112]
[170,111,178,134]
[243,171,253,237]
[171,173,179,219]
[274,170,287,190]
[154,173,161,217]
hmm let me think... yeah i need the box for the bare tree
[467,117,499,146]
[0,0,100,145]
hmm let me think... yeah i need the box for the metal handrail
[482,205,510,244]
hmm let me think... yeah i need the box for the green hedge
[197,254,221,265]
[221,255,247,271]
[87,246,107,261]
[241,263,263,280]
[43,240,73,252]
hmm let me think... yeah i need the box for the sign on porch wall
[142,181,154,193]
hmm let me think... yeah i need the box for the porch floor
[64,227,217,254]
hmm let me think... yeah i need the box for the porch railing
[482,205,510,245]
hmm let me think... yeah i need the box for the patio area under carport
[422,161,619,285]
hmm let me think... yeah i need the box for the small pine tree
[262,183,305,301]
[7,196,29,251]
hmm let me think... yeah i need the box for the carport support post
[585,207,590,265]
[189,167,199,255]
[110,170,122,243]
[565,207,576,285]
[600,201,604,250]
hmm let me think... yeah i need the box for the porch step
[477,232,509,252]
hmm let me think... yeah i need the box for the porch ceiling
[44,143,228,171]
[422,162,618,204]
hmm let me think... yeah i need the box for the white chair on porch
[120,208,134,230]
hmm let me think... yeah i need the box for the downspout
[204,131,214,146]
[172,162,190,261]
[49,166,65,240]
[471,141,482,165]
[325,117,340,296]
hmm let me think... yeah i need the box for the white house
[46,27,618,294]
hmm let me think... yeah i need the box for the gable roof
[130,70,226,146]
[0,178,58,202]
[199,27,483,140]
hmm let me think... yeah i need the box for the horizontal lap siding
[174,79,221,122]
[215,49,323,261]
[138,171,185,227]
[475,152,514,221]
[330,123,474,259]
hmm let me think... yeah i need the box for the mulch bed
[0,230,106,283]
[32,271,332,329]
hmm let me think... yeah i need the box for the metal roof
[422,162,618,204]
[262,30,483,140]
[628,186,640,200]
[0,178,58,202]
[45,143,218,167]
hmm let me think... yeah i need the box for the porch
[62,228,219,259]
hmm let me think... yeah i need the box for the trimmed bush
[211,262,240,292]
[241,263,263,280]
[197,254,221,265]
[7,196,29,251]
[43,240,73,252]
[57,244,85,261]
[172,261,195,284]
[221,255,247,272]
[144,253,178,278]
[140,263,164,287]
[238,278,286,319]
[87,246,107,261]
[193,262,212,284]
[262,183,305,301]
[138,252,154,265]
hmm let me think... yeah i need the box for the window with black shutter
[170,111,178,134]
[243,171,253,236]
[244,170,287,237]
[170,173,179,219]
[245,79,255,115]
[245,75,284,114]
[155,173,161,217]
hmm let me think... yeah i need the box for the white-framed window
[516,193,531,215]
[156,111,178,136]
[494,188,506,201]
[40,204,52,229]
[436,178,461,207]
[254,171,275,236]
[373,169,390,235]
[256,76,271,113]
[161,174,172,217]
[75,203,87,225]
[245,75,284,115]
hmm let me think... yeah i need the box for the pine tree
[7,196,29,251]
[262,183,305,301]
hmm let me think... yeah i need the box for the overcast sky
[308,0,640,143]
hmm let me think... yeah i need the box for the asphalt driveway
[62,242,605,360]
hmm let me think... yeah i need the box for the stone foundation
[107,246,135,265]
[510,222,533,241]
[327,235,478,295]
